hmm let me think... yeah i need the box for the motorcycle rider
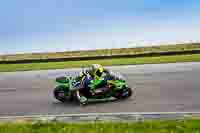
[74,64,125,104]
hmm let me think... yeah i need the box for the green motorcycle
[53,74,133,105]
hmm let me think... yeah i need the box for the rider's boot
[75,90,88,105]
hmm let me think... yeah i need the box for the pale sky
[0,0,199,55]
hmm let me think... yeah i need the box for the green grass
[0,54,200,72]
[1,119,200,133]
[0,43,200,61]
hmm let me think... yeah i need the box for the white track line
[0,112,200,119]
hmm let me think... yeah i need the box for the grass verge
[0,54,200,72]
[1,119,200,133]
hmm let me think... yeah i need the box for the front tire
[115,87,132,99]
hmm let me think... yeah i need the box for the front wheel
[114,87,132,99]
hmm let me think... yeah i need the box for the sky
[0,0,200,55]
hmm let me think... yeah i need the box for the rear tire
[54,87,70,102]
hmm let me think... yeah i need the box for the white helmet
[89,64,104,77]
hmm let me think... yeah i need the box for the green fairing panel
[55,77,71,89]
[89,78,105,90]
[108,80,127,90]
[56,83,70,88]
[55,82,70,96]
[56,77,69,84]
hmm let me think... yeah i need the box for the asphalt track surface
[0,62,200,116]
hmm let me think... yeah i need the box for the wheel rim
[58,91,65,98]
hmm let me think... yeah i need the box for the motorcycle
[53,71,133,105]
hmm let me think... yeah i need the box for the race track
[0,62,200,116]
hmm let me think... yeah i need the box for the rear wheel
[54,86,72,102]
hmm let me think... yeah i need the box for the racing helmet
[90,64,104,78]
